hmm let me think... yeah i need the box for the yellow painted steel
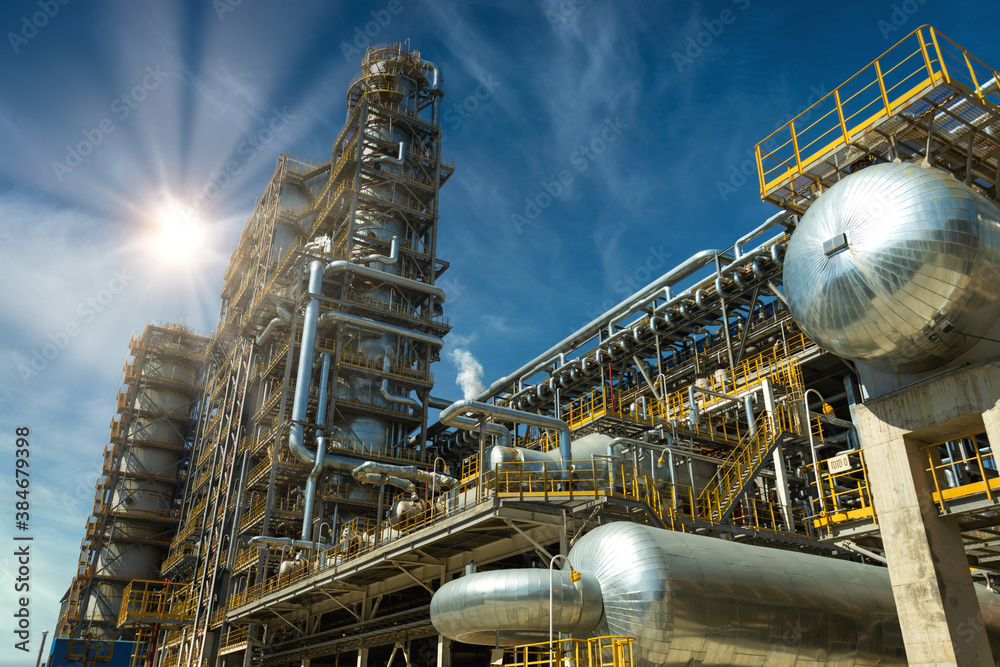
[117,580,195,628]
[504,636,636,667]
[755,25,1000,208]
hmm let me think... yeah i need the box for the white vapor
[449,347,485,399]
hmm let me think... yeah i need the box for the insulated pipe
[430,396,513,448]
[506,245,783,408]
[318,311,444,349]
[286,263,371,475]
[323,259,446,304]
[359,237,400,267]
[352,460,458,490]
[478,249,722,400]
[256,305,292,346]
[734,211,793,258]
[289,262,325,462]
[302,352,332,541]
[380,348,421,409]
[248,535,327,552]
[422,60,440,89]
[440,400,571,476]
[353,470,417,497]
[373,142,406,166]
[430,567,603,645]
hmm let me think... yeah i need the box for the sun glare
[153,202,204,263]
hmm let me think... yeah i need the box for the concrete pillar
[982,403,1000,469]
[857,401,993,666]
[436,635,452,667]
[357,595,371,667]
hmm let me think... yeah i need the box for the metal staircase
[697,361,806,521]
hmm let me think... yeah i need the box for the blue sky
[1,0,999,663]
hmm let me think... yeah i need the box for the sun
[152,201,204,263]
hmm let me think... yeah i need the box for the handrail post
[875,60,892,114]
[929,27,950,84]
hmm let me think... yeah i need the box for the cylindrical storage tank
[783,162,1000,373]
[431,522,1000,666]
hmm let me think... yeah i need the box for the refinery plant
[49,26,1000,667]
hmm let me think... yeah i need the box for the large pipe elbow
[430,567,603,645]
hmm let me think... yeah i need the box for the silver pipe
[380,347,420,409]
[352,460,458,490]
[430,396,512,448]
[302,352,331,541]
[373,141,405,166]
[422,60,440,89]
[477,249,722,400]
[429,567,603,645]
[285,263,368,475]
[353,470,416,497]
[440,400,571,476]
[256,305,292,346]
[247,535,327,552]
[359,236,400,267]
[734,210,792,258]
[324,258,445,304]
[318,311,443,349]
[289,261,324,463]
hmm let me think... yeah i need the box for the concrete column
[857,402,993,666]
[982,403,1000,469]
[436,635,452,667]
[357,595,371,667]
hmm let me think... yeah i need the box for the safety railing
[227,454,817,614]
[65,638,115,663]
[504,636,636,667]
[807,449,877,532]
[923,431,1000,513]
[118,580,195,627]
[160,543,198,574]
[756,25,1000,207]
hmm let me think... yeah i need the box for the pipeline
[324,258,445,304]
[318,311,443,350]
[429,566,603,645]
[429,396,512,449]
[359,236,400,267]
[256,304,292,346]
[477,249,723,401]
[301,352,331,541]
[352,460,458,492]
[431,522,1000,665]
[439,400,571,476]
[372,142,405,167]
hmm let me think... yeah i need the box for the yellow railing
[504,636,635,667]
[808,449,876,531]
[696,402,799,520]
[65,638,115,662]
[118,580,195,627]
[756,25,1000,205]
[924,431,1000,512]
[228,459,814,613]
